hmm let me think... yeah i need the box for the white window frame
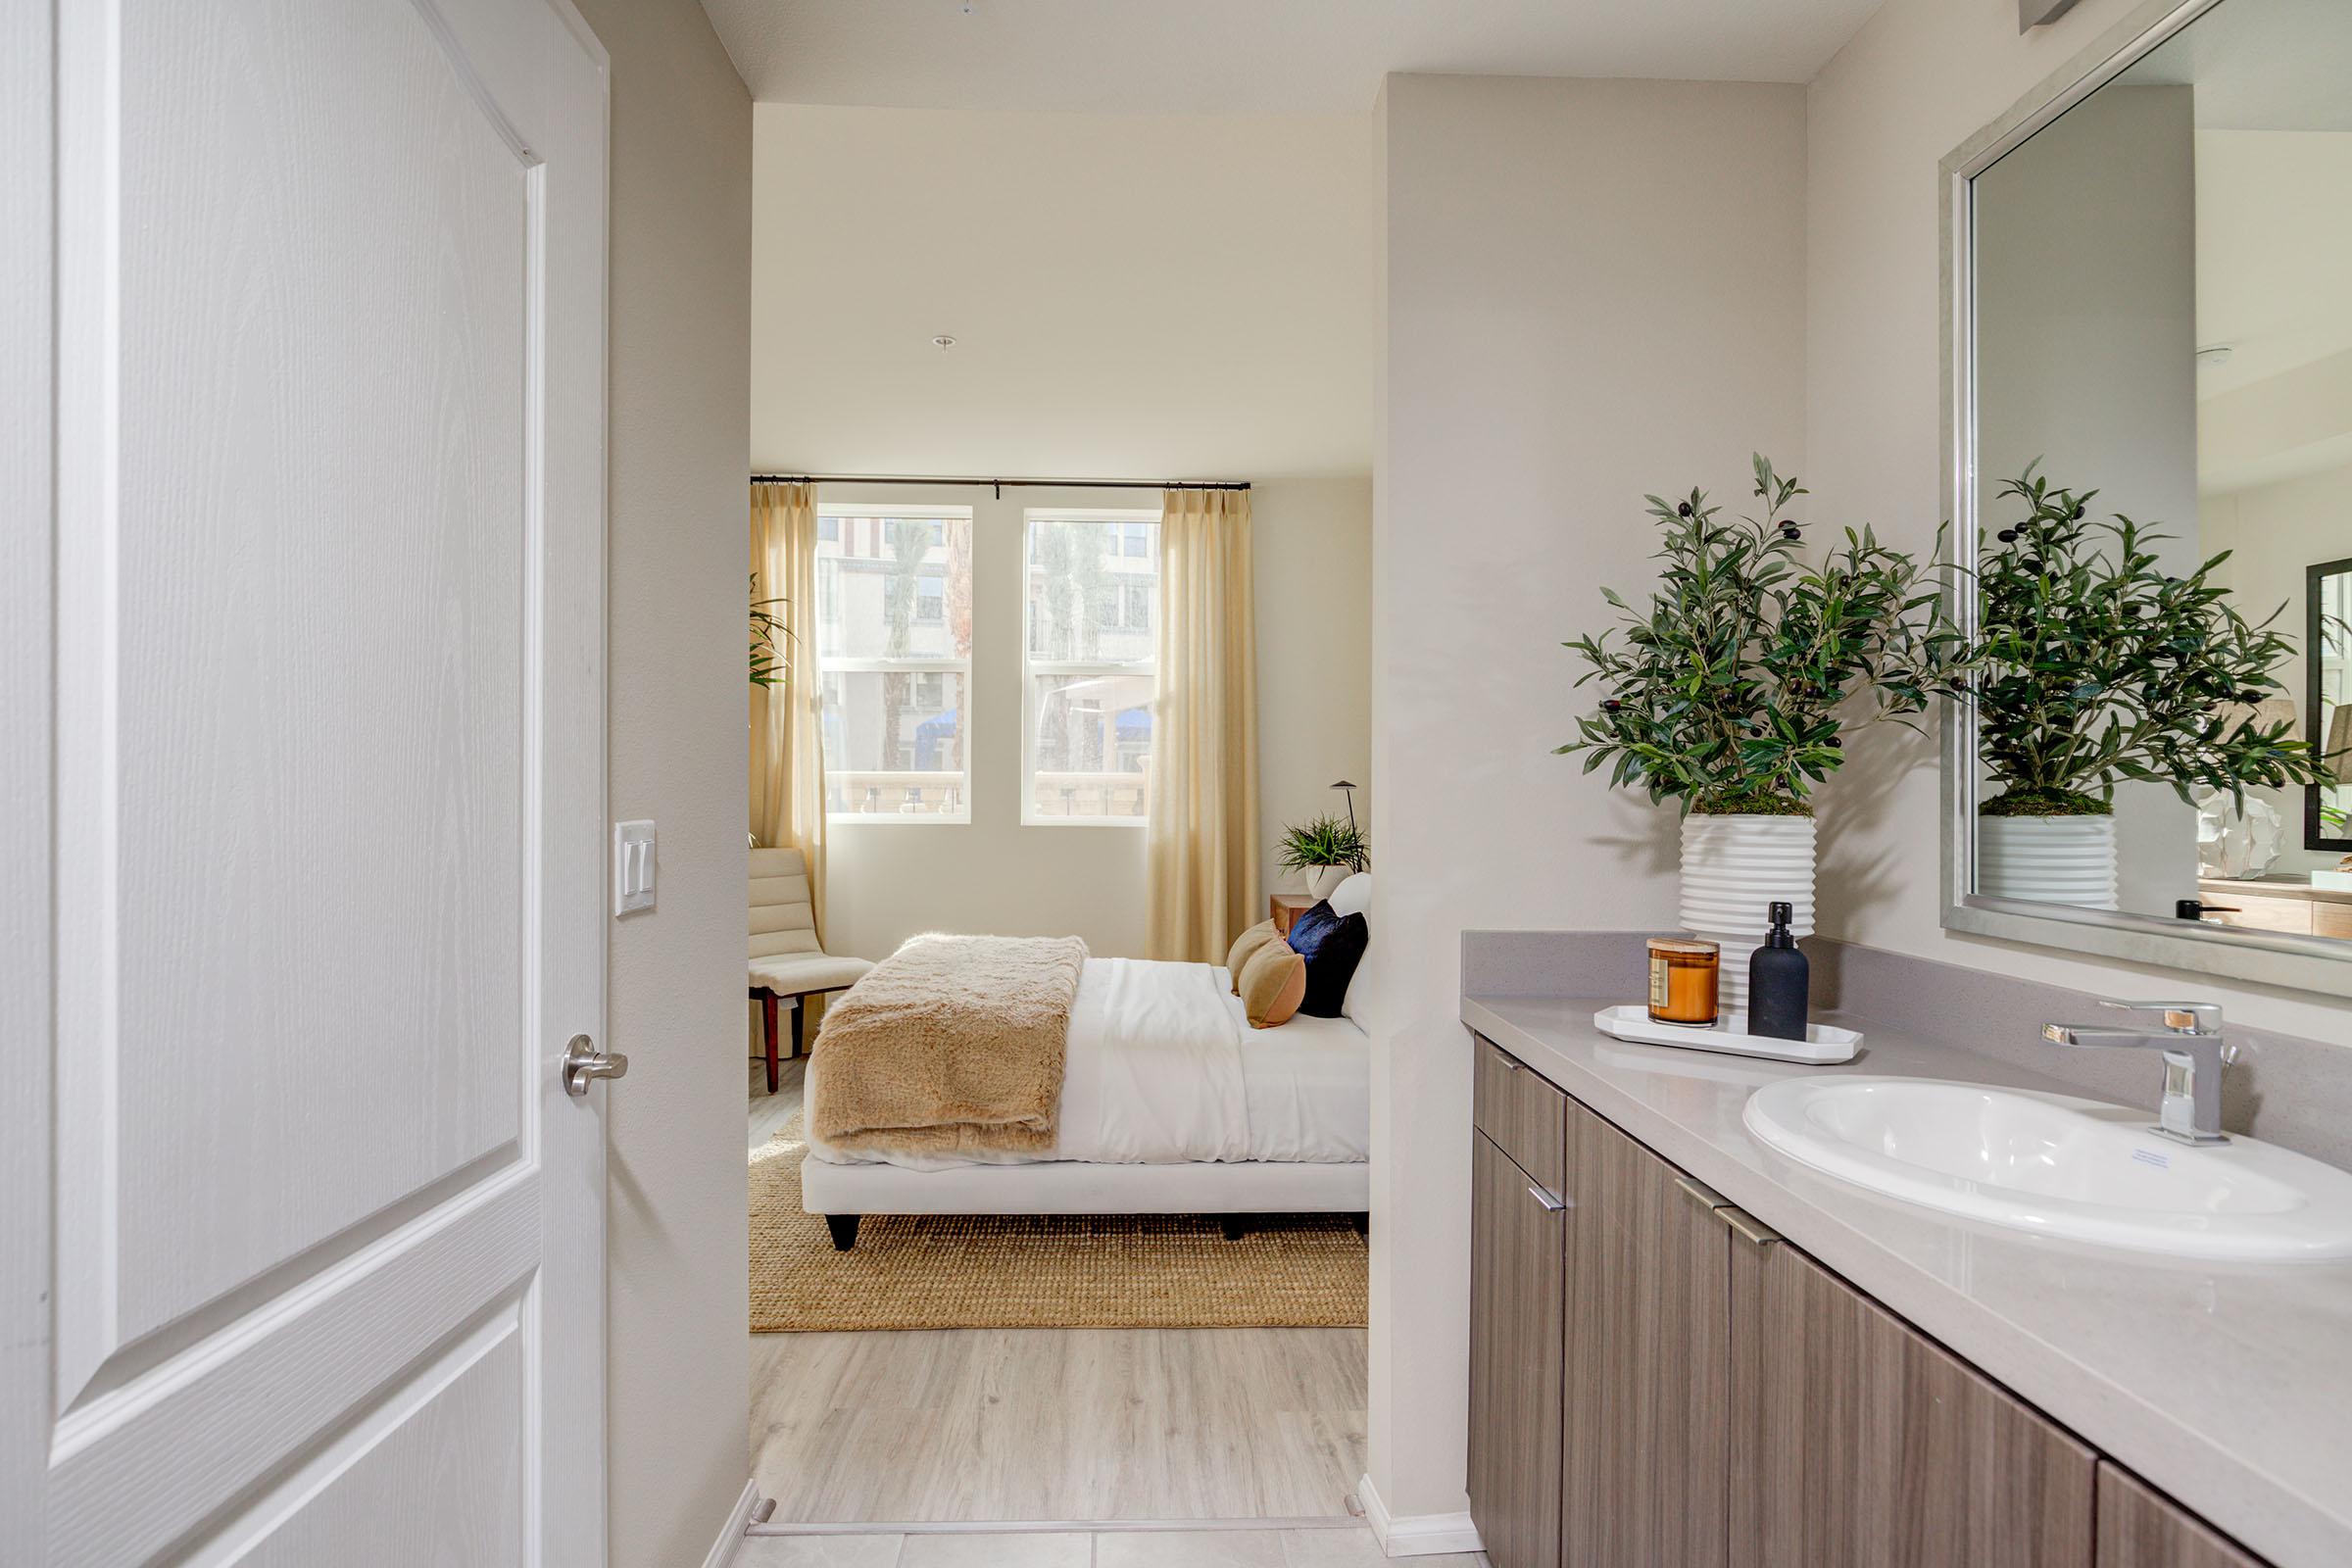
[816,501,974,826]
[1021,507,1159,827]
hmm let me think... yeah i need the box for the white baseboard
[700,1479,761,1568]
[1355,1472,1483,1558]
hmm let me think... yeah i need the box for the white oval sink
[1741,1077,2352,1261]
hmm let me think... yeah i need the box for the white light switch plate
[613,820,657,914]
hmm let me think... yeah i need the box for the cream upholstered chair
[748,846,870,1093]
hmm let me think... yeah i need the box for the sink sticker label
[2132,1148,2171,1169]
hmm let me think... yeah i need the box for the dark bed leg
[1348,1212,1369,1236]
[1219,1215,1250,1242]
[825,1214,860,1251]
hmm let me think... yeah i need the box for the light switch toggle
[613,820,657,914]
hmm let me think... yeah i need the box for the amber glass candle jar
[1646,937,1720,1026]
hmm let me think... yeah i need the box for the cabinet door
[1562,1102,1732,1568]
[2096,1464,2267,1568]
[1730,1236,2096,1568]
[1469,1130,1566,1568]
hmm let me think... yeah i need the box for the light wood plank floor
[740,1525,1487,1566]
[746,1060,1370,1524]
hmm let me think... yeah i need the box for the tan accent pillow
[1238,943,1307,1029]
[1225,919,1282,994]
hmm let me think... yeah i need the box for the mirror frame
[2313,556,2352,854]
[1938,0,2352,998]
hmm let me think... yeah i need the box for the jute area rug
[750,1115,1368,1333]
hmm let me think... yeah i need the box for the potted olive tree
[1559,457,1962,1009]
[1963,470,2324,908]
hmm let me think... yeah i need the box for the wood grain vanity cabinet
[1469,1038,1568,1568]
[1729,1226,2095,1568]
[1562,1099,1731,1568]
[1462,1035,2276,1568]
[2097,1464,2266,1568]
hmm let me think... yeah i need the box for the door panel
[2096,1464,2266,1568]
[1467,1130,1564,1568]
[1730,1238,2096,1568]
[85,0,534,1377]
[20,0,610,1560]
[198,1304,525,1567]
[1563,1102,1731,1568]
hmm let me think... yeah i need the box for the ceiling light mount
[2195,343,2234,369]
[931,334,957,350]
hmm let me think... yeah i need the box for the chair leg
[825,1214,860,1251]
[760,991,779,1095]
[1219,1215,1249,1242]
[790,998,806,1060]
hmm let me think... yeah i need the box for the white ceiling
[703,0,1886,115]
[748,104,1377,477]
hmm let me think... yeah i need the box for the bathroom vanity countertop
[1463,993,2352,1568]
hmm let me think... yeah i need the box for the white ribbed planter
[1679,813,1816,1015]
[1977,813,2118,910]
[1302,865,1349,901]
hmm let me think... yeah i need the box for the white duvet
[805,956,1369,1171]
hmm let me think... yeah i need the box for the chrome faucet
[2042,1001,2230,1146]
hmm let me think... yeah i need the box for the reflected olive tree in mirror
[1962,468,2326,818]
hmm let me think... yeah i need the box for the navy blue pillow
[1285,900,1367,1018]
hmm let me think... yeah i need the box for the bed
[800,952,1370,1249]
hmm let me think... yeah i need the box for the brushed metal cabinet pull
[1722,1207,1782,1247]
[1673,1173,1728,1212]
[1526,1183,1570,1213]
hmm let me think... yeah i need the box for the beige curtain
[750,481,827,933]
[1146,488,1261,961]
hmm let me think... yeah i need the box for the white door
[4,0,611,1562]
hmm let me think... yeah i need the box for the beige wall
[1804,0,2352,1045]
[1368,73,1808,1525]
[816,475,1372,964]
[573,0,756,1562]
[1254,476,1376,901]
[2206,458,2352,876]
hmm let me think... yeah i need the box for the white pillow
[1328,871,1372,918]
[1327,873,1372,1017]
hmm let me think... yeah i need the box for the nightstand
[1271,892,1317,937]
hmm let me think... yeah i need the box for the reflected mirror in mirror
[1966,0,2352,944]
[2315,556,2351,857]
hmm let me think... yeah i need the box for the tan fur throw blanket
[809,933,1088,1158]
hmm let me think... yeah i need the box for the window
[815,504,973,822]
[1023,509,1158,823]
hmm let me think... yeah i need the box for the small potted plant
[1963,469,2324,908]
[1277,813,1369,901]
[1558,457,1962,1008]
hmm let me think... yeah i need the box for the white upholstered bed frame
[800,1156,1369,1249]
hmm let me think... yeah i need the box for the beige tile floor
[736,1527,1487,1567]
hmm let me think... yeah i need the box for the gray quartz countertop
[1462,993,2352,1568]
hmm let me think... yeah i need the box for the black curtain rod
[750,473,1250,497]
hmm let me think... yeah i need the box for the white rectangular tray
[1592,1004,1861,1064]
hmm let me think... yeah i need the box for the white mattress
[805,956,1368,1172]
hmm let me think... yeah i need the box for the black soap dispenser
[1747,902,1809,1041]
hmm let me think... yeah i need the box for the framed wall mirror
[1941,0,2352,995]
[2315,556,2352,854]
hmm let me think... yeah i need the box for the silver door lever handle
[563,1034,628,1097]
